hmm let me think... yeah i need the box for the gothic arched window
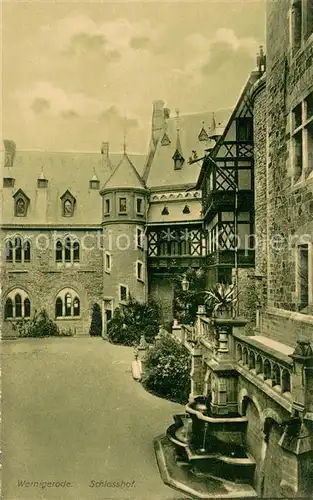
[5,298,13,319]
[24,240,31,262]
[15,294,22,318]
[15,237,22,263]
[4,289,31,319]
[55,289,81,318]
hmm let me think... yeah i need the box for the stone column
[278,341,313,496]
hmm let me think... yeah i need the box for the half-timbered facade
[196,72,260,286]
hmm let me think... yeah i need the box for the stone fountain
[154,314,258,498]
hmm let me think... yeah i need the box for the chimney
[152,100,165,145]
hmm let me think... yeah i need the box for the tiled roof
[2,149,146,226]
[102,152,146,190]
[144,108,232,189]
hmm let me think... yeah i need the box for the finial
[175,109,180,132]
[123,114,127,154]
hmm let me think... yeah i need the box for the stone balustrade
[234,334,293,398]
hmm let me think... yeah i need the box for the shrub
[11,309,71,337]
[142,333,191,403]
[107,297,161,346]
[89,303,103,336]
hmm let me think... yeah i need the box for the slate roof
[2,149,146,226]
[102,152,146,190]
[143,108,232,190]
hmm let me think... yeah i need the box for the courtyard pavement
[2,337,189,500]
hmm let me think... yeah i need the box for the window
[183,205,190,214]
[297,244,309,311]
[105,252,112,273]
[5,236,31,264]
[4,289,31,319]
[119,197,127,213]
[290,0,313,52]
[292,92,313,181]
[136,227,144,249]
[3,177,15,188]
[55,237,80,264]
[237,118,253,142]
[73,240,80,262]
[136,197,143,214]
[161,206,169,215]
[63,199,74,217]
[13,190,30,217]
[104,199,111,215]
[55,288,80,318]
[136,261,144,281]
[23,240,31,262]
[119,285,128,302]
[173,150,185,170]
[61,191,76,217]
[56,240,63,262]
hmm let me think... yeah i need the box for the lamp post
[181,275,190,292]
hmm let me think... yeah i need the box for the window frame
[291,91,313,183]
[136,197,144,215]
[55,289,81,319]
[105,251,112,273]
[136,260,144,282]
[104,198,111,216]
[119,284,129,303]
[4,289,31,320]
[118,197,127,214]
[296,243,312,313]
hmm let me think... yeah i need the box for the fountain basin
[167,414,256,485]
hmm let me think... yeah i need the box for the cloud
[184,28,258,79]
[98,105,140,130]
[14,81,140,130]
[30,97,50,114]
[129,36,150,50]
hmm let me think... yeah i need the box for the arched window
[24,298,31,317]
[55,297,63,317]
[63,199,73,217]
[5,298,13,319]
[242,347,248,365]
[73,297,80,316]
[24,240,31,262]
[6,240,13,262]
[65,293,72,316]
[64,237,71,262]
[56,240,63,262]
[15,237,22,262]
[15,294,22,317]
[73,240,80,262]
[282,369,291,393]
[15,197,26,216]
[4,289,31,319]
[55,289,81,318]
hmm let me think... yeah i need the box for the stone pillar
[278,341,313,495]
[190,348,203,398]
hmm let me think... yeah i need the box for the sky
[2,0,266,153]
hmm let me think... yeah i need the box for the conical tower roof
[102,152,146,190]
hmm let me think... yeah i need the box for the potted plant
[202,283,239,318]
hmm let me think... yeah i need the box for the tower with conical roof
[100,149,148,315]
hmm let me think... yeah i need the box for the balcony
[203,190,253,219]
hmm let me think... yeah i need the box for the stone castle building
[1,103,231,337]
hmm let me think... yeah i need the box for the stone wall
[251,0,313,345]
[2,229,103,337]
[260,307,313,346]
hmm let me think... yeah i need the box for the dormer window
[61,191,76,217]
[37,178,48,188]
[183,205,190,214]
[172,150,185,170]
[162,206,169,215]
[13,189,30,217]
[161,133,171,146]
[3,177,15,188]
[198,126,209,142]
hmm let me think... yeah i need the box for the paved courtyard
[2,337,188,500]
